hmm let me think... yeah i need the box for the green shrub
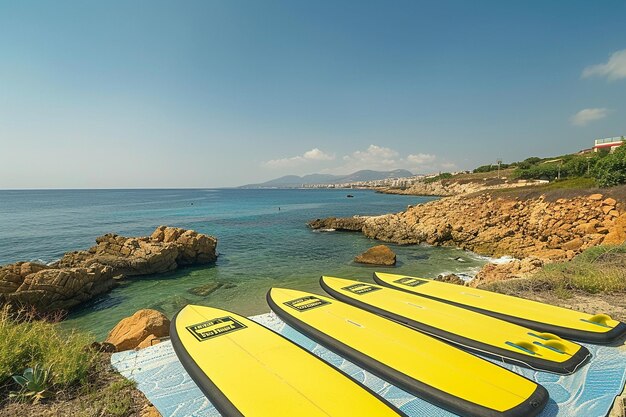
[523,157,542,165]
[473,164,494,173]
[562,155,595,177]
[423,172,453,183]
[512,153,606,181]
[473,163,511,173]
[592,144,626,187]
[0,307,98,390]
[513,163,560,180]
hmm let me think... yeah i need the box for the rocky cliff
[0,226,217,312]
[309,192,626,261]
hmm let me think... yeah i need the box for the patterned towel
[111,313,626,417]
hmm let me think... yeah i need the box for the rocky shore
[0,226,217,312]
[310,191,625,260]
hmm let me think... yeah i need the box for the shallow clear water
[0,189,488,339]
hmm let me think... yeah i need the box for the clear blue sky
[1,1,625,188]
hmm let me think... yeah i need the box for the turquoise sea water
[0,189,489,338]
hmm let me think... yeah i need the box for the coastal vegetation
[482,243,626,298]
[379,144,626,203]
[471,142,626,187]
[0,307,96,391]
[473,162,513,173]
[0,226,215,416]
[592,145,626,187]
[455,142,621,189]
[423,172,453,183]
[0,306,157,416]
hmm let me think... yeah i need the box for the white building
[593,136,624,153]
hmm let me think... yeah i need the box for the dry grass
[485,180,626,202]
[0,307,98,389]
[482,244,626,298]
[0,308,149,416]
[447,168,517,182]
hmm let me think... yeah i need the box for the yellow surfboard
[170,305,407,417]
[321,276,589,374]
[267,288,548,417]
[374,272,626,344]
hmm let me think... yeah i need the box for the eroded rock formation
[0,262,116,312]
[55,226,217,275]
[0,226,217,312]
[308,216,366,231]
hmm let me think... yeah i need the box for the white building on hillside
[593,136,624,153]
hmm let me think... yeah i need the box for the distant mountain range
[242,169,414,188]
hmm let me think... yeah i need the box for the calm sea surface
[0,189,489,338]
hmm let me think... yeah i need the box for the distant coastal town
[298,136,625,190]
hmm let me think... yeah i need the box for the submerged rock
[435,274,465,285]
[149,295,192,313]
[188,282,223,297]
[355,245,397,266]
[105,309,170,351]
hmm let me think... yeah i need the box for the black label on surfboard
[394,277,429,287]
[284,296,330,312]
[186,316,246,342]
[342,284,382,295]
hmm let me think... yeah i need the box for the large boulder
[354,245,397,266]
[105,309,170,351]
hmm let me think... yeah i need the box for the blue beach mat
[111,313,626,417]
